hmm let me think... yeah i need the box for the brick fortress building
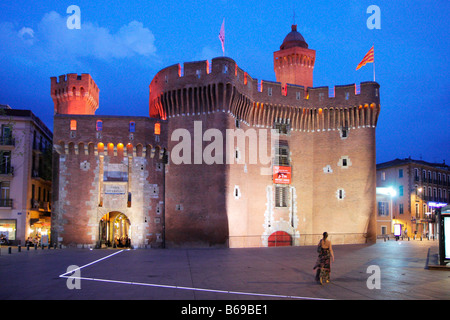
[51,25,381,248]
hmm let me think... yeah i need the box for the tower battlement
[149,57,380,130]
[51,73,100,115]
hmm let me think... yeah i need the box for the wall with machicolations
[51,74,100,115]
[51,113,168,248]
[149,57,380,247]
[51,46,381,248]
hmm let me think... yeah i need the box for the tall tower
[273,25,315,88]
[50,73,99,115]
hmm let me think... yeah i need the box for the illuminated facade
[52,25,381,248]
[376,158,450,238]
[0,105,53,245]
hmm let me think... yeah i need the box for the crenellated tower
[273,25,315,88]
[50,73,99,115]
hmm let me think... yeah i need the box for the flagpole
[223,18,225,57]
[373,44,375,82]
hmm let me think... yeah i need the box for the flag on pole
[218,18,225,55]
[356,46,374,70]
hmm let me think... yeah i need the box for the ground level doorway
[268,231,292,247]
[99,212,131,248]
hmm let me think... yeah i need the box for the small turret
[273,25,316,89]
[50,73,99,115]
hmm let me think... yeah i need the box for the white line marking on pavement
[59,249,331,300]
[59,249,126,277]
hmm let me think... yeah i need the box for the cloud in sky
[0,11,157,63]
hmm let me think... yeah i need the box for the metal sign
[273,166,291,184]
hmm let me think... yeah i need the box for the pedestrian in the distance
[313,232,334,284]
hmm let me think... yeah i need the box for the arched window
[107,143,114,157]
[129,121,136,133]
[154,122,161,135]
[97,142,104,154]
[70,120,77,131]
[96,120,103,131]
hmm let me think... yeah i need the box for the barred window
[275,145,289,166]
[275,186,288,208]
[274,121,289,135]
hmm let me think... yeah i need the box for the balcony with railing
[31,199,51,212]
[0,136,15,147]
[0,166,14,176]
[0,198,13,207]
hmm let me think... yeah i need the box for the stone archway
[99,211,131,248]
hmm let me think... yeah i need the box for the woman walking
[314,232,334,284]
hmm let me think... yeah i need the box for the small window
[268,87,272,96]
[129,121,136,133]
[399,203,404,214]
[234,185,241,199]
[96,120,103,131]
[154,122,161,135]
[274,121,289,135]
[296,92,301,100]
[275,145,289,166]
[399,186,404,197]
[381,171,386,181]
[342,159,347,167]
[399,169,403,178]
[70,120,77,131]
[223,65,228,74]
[378,201,389,216]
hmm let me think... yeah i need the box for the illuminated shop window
[0,219,16,241]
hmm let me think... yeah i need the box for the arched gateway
[98,211,131,248]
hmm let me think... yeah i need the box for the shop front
[0,219,16,245]
[28,217,51,246]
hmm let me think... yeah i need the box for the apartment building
[376,157,449,238]
[0,104,52,245]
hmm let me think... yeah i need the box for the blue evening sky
[0,0,449,164]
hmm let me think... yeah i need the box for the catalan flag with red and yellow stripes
[356,46,374,70]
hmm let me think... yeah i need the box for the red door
[268,231,292,247]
